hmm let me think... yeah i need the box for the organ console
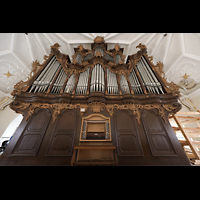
[0,36,191,166]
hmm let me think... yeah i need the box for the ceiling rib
[0,50,11,56]
[12,52,30,72]
[144,33,158,46]
[105,33,121,40]
[103,33,110,39]
[33,33,47,55]
[25,34,34,61]
[80,33,94,40]
[163,33,173,64]
[89,33,96,38]
[125,33,146,56]
[180,33,185,55]
[42,33,54,45]
[165,54,183,75]
[55,33,74,57]
[184,53,200,62]
[151,33,164,55]
[9,33,15,52]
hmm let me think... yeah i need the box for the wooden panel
[116,110,143,156]
[11,109,51,156]
[142,110,177,156]
[87,122,105,132]
[45,109,77,156]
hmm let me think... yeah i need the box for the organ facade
[0,36,190,165]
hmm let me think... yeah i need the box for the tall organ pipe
[139,59,159,94]
[106,68,118,94]
[137,61,155,93]
[128,68,143,94]
[90,64,105,93]
[30,56,57,93]
[76,67,90,94]
[64,74,75,93]
[141,56,164,94]
[120,75,130,94]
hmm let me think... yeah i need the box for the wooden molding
[10,100,181,125]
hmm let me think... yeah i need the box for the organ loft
[0,36,191,165]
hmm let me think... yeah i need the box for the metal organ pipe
[64,74,75,93]
[128,68,143,94]
[137,61,155,93]
[94,46,104,55]
[29,56,62,93]
[76,67,90,94]
[90,64,104,93]
[106,68,118,94]
[50,68,67,94]
[141,56,164,94]
[136,56,165,94]
[43,61,60,92]
[29,56,56,93]
[120,75,130,94]
[139,59,158,94]
[28,47,164,97]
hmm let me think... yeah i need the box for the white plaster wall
[0,105,21,138]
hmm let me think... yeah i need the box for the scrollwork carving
[10,100,181,125]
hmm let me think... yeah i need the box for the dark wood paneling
[11,109,51,156]
[141,110,177,156]
[45,109,77,156]
[116,110,143,156]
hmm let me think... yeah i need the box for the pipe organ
[0,36,190,166]
[28,54,165,96]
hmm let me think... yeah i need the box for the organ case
[0,36,190,166]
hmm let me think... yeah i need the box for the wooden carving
[10,100,181,125]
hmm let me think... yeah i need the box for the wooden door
[45,109,77,156]
[11,109,51,156]
[116,110,143,156]
[141,110,177,156]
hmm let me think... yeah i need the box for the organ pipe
[106,68,119,94]
[141,56,164,94]
[29,56,61,93]
[135,56,164,95]
[64,74,75,93]
[76,68,90,94]
[90,63,105,93]
[120,75,130,94]
[28,41,166,97]
[128,68,143,94]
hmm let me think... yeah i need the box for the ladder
[169,111,200,165]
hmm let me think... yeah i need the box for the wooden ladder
[170,112,200,165]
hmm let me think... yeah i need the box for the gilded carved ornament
[94,36,105,43]
[10,101,180,124]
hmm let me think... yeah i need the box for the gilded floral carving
[10,101,180,124]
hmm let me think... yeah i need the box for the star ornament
[181,73,190,80]
[3,71,14,78]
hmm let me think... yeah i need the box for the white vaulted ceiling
[0,33,200,109]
